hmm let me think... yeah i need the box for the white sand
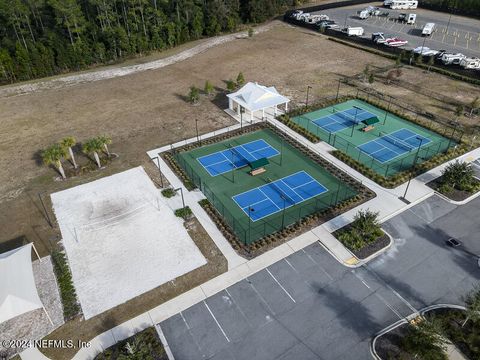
[51,167,206,319]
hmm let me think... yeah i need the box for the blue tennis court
[197,139,279,176]
[358,128,431,163]
[312,107,377,133]
[232,171,328,221]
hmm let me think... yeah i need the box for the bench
[362,125,375,132]
[250,167,266,176]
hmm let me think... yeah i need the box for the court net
[380,133,416,152]
[332,107,363,124]
[268,180,296,205]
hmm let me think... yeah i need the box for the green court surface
[292,99,457,177]
[174,128,357,244]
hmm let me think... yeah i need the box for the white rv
[422,23,435,36]
[386,1,418,10]
[343,27,364,36]
[460,58,480,69]
[441,53,466,65]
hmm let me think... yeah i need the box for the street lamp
[248,206,255,245]
[195,119,200,143]
[350,107,359,137]
[401,137,424,201]
[281,195,287,229]
[306,86,312,108]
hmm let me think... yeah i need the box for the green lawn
[176,128,357,244]
[292,99,456,177]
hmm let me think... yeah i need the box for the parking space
[160,195,480,360]
[313,3,480,57]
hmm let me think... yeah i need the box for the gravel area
[0,255,64,358]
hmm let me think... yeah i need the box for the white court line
[203,301,231,342]
[266,268,296,303]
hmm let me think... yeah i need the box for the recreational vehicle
[441,53,466,65]
[422,23,435,36]
[386,1,418,10]
[460,58,480,69]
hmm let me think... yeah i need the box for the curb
[370,304,467,360]
[434,189,480,206]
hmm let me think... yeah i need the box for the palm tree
[42,144,67,179]
[97,135,112,157]
[61,136,78,169]
[82,138,103,168]
[442,160,475,191]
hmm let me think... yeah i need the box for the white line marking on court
[203,301,231,342]
[258,188,282,210]
[266,268,296,303]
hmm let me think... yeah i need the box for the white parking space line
[302,248,334,281]
[246,278,278,315]
[204,300,231,342]
[224,288,255,327]
[266,268,296,303]
[180,312,191,329]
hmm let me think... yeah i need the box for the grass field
[292,99,457,177]
[175,128,357,244]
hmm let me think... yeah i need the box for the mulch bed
[427,176,480,202]
[375,323,414,360]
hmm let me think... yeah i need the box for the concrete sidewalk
[23,110,480,360]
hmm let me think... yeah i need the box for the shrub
[442,160,476,191]
[161,188,176,198]
[248,27,254,37]
[175,206,192,218]
[188,86,200,104]
[204,80,214,96]
[51,250,80,320]
[226,79,236,92]
[338,210,383,251]
[236,72,245,87]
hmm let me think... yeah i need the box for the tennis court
[358,129,431,163]
[173,128,357,244]
[313,106,377,133]
[232,171,328,221]
[197,139,279,176]
[291,99,458,178]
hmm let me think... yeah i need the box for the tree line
[419,0,480,17]
[0,0,303,84]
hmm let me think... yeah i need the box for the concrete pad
[286,230,319,252]
[246,243,294,274]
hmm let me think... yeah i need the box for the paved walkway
[22,109,480,360]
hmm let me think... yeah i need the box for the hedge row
[51,251,80,320]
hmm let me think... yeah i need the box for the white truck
[385,1,418,10]
[398,13,416,25]
[422,23,435,36]
[460,58,480,69]
[343,27,364,36]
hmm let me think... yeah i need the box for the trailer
[441,53,466,65]
[358,6,382,19]
[343,27,364,36]
[460,58,480,69]
[386,1,418,10]
[398,13,416,25]
[422,23,435,36]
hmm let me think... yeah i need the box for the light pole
[401,137,424,201]
[229,144,235,183]
[281,195,287,229]
[195,119,199,143]
[350,107,359,137]
[306,86,312,108]
[174,187,186,219]
[335,79,341,101]
[156,155,164,188]
[248,206,255,245]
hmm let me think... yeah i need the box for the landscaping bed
[427,175,480,202]
[334,224,389,260]
[94,326,167,360]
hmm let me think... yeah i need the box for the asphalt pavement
[311,2,480,58]
[159,195,480,360]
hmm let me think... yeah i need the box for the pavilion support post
[237,103,240,115]
[32,243,41,262]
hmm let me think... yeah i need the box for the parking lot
[313,2,480,58]
[159,195,480,360]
